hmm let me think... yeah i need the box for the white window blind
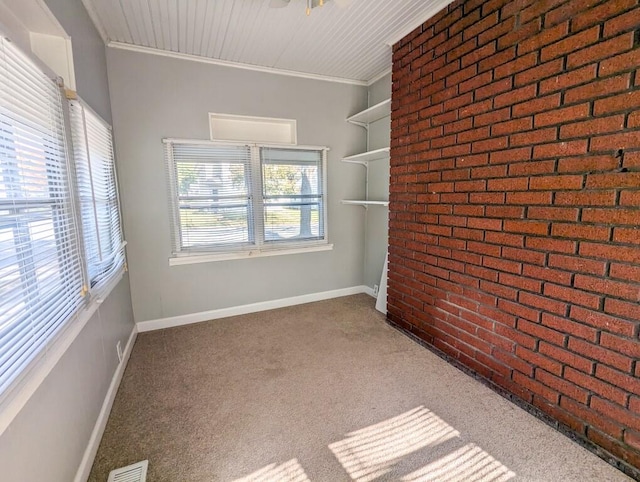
[261,147,324,243]
[0,37,84,395]
[165,140,327,256]
[69,100,125,290]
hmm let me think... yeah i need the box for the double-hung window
[0,35,125,404]
[165,140,328,260]
[69,101,125,291]
[0,37,85,394]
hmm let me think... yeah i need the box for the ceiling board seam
[107,41,369,86]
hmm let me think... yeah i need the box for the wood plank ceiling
[83,0,451,83]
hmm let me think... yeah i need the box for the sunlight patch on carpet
[233,458,310,482]
[328,406,460,482]
[401,443,515,482]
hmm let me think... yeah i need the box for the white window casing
[164,139,330,264]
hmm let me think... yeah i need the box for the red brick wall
[388,0,640,472]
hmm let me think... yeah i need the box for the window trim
[164,139,330,264]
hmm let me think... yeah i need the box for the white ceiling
[82,0,450,84]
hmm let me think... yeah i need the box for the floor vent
[107,460,148,482]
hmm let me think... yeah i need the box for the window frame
[165,139,331,265]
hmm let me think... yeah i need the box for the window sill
[169,243,334,266]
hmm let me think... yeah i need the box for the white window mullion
[250,145,264,248]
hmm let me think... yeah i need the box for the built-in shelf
[341,147,390,165]
[347,99,391,126]
[341,200,389,207]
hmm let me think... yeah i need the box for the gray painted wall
[0,2,135,481]
[106,48,368,322]
[364,73,391,289]
[0,277,134,482]
[44,0,112,123]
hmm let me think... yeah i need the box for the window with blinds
[0,37,85,395]
[69,101,125,290]
[165,140,327,256]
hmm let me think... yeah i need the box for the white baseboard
[137,285,372,332]
[363,286,376,298]
[74,326,138,482]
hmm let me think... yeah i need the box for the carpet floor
[89,294,630,481]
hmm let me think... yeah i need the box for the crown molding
[367,68,392,86]
[108,42,369,86]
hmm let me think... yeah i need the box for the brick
[539,64,597,95]
[504,220,549,235]
[499,272,542,292]
[593,90,640,115]
[540,26,599,62]
[519,292,567,316]
[525,236,576,254]
[613,227,640,245]
[474,108,510,127]
[494,85,537,109]
[471,164,508,179]
[567,32,634,68]
[564,367,628,406]
[544,283,601,309]
[515,59,564,87]
[510,127,557,147]
[582,208,640,225]
[568,337,633,372]
[508,160,555,176]
[513,94,562,117]
[517,346,563,376]
[575,303,638,336]
[489,147,533,165]
[604,8,640,37]
[585,172,640,189]
[498,18,541,50]
[596,364,640,395]
[483,255,522,274]
[529,174,585,190]
[560,116,626,140]
[620,191,640,206]
[512,370,559,403]
[545,0,601,27]
[610,263,640,283]
[554,190,617,206]
[503,246,545,265]
[487,177,529,191]
[540,340,595,373]
[533,141,588,159]
[600,332,640,358]
[547,254,606,275]
[494,53,538,80]
[497,298,541,322]
[475,77,513,100]
[541,312,598,343]
[485,231,525,247]
[518,21,569,55]
[536,369,589,403]
[571,0,637,32]
[580,242,640,264]
[591,132,640,151]
[599,49,640,77]
[573,274,640,302]
[507,191,553,205]
[591,397,640,432]
[566,74,630,105]
[527,206,579,221]
[551,223,610,241]
[485,205,525,218]
[472,136,508,153]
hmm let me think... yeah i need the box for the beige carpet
[89,294,630,481]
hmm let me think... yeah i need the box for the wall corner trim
[137,285,374,332]
[74,325,138,482]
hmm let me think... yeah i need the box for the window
[165,140,328,259]
[69,101,125,290]
[0,37,85,394]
